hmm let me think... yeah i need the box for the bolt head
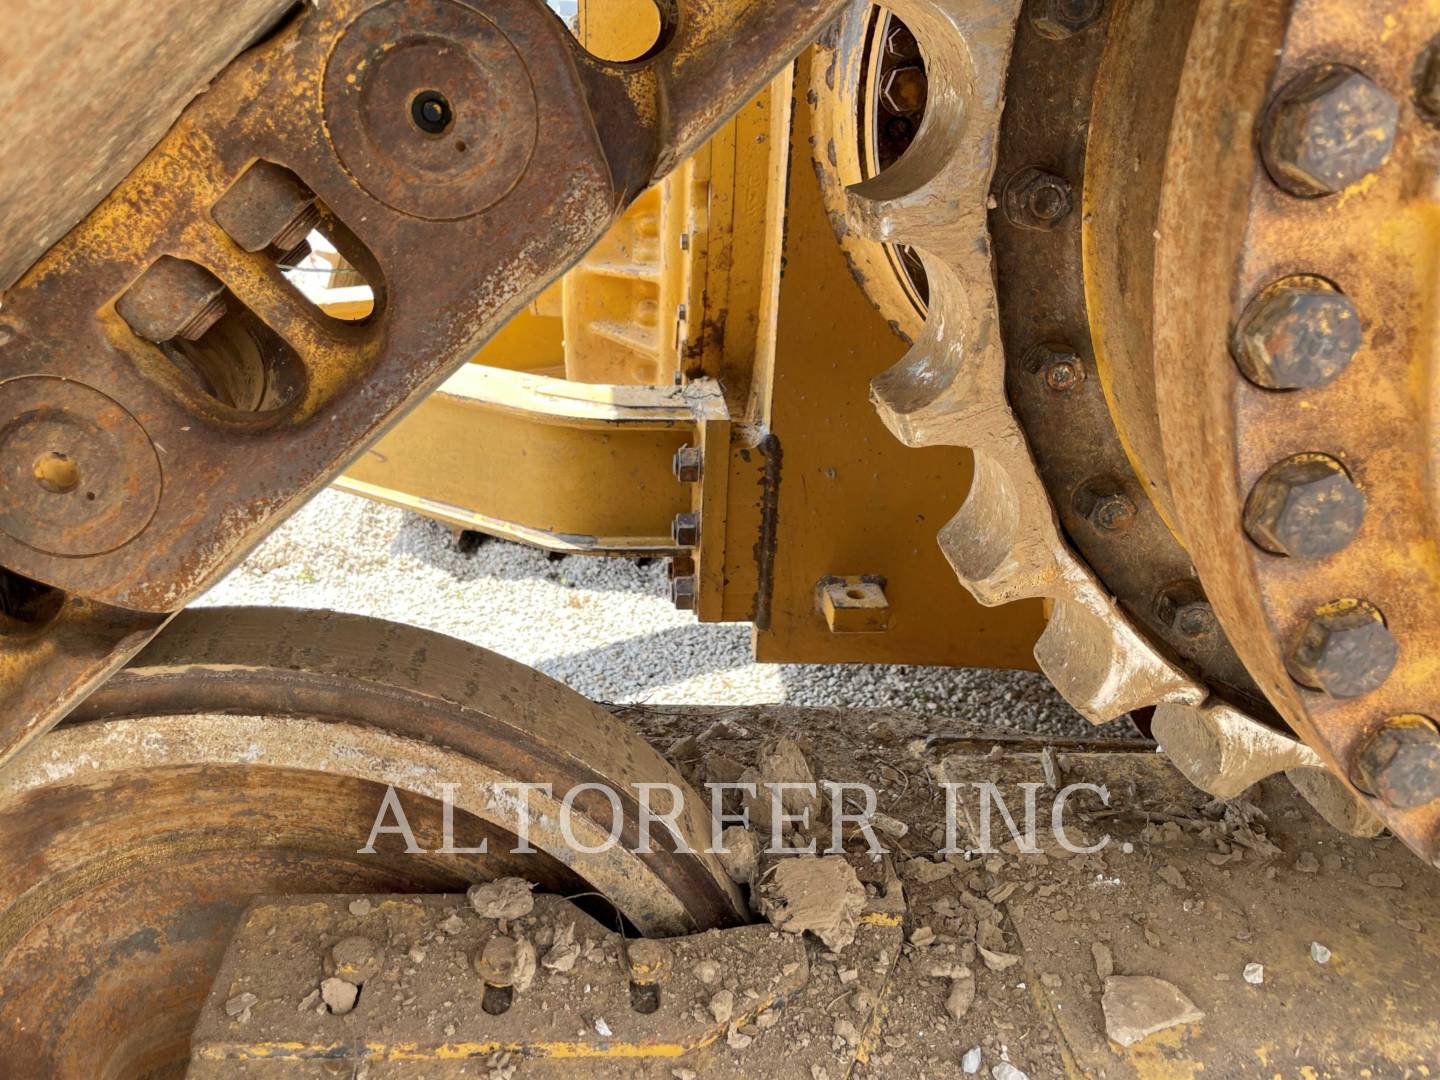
[1245,454,1366,558]
[880,66,928,116]
[1262,65,1399,197]
[1090,492,1137,533]
[1288,599,1398,699]
[1031,0,1104,39]
[1356,715,1440,810]
[1003,167,1073,232]
[672,446,703,484]
[671,575,697,611]
[1154,581,1217,642]
[885,21,920,61]
[671,512,700,548]
[1232,283,1362,390]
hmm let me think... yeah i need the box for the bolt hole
[410,89,454,135]
[85,492,96,502]
[629,981,661,1014]
[845,588,867,601]
[481,984,513,1016]
[33,452,80,495]
[455,140,467,153]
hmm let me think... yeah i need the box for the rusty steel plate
[0,607,742,1078]
[0,0,851,765]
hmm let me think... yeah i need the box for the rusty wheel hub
[0,607,741,1078]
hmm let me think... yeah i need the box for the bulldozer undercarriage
[0,0,1437,1073]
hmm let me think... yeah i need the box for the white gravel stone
[198,490,1090,735]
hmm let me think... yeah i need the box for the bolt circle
[1244,453,1366,558]
[1260,64,1399,198]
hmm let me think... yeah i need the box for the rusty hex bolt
[672,512,700,548]
[885,21,919,61]
[1288,599,1398,699]
[1027,343,1085,393]
[1073,482,1137,534]
[1030,0,1104,40]
[625,939,672,985]
[1003,167,1073,231]
[116,256,227,344]
[881,66,928,116]
[1153,581,1218,643]
[1244,454,1366,559]
[1231,281,1362,390]
[671,575,697,611]
[1355,715,1440,810]
[1261,65,1399,198]
[212,160,321,254]
[673,445,703,484]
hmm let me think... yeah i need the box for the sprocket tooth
[1285,767,1386,839]
[1034,598,1205,724]
[937,449,1057,605]
[870,262,1003,448]
[1152,701,1324,799]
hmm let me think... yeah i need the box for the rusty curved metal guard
[0,606,744,1076]
[0,0,849,766]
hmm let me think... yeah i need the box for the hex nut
[1073,484,1136,534]
[673,446,703,484]
[672,512,700,548]
[1261,65,1399,197]
[1232,281,1362,390]
[1288,599,1398,699]
[1355,715,1440,810]
[881,65,928,116]
[671,575,697,611]
[1003,167,1073,231]
[1026,343,1085,393]
[1244,454,1366,558]
[1030,0,1104,39]
[1154,581,1218,643]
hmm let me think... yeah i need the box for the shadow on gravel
[539,623,752,700]
[389,513,670,597]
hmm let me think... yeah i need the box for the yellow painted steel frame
[334,7,1046,670]
[338,371,725,556]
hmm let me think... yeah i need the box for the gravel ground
[197,488,1091,737]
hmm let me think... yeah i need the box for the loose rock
[1101,975,1204,1047]
[321,976,359,1016]
[1243,963,1264,986]
[961,1046,983,1074]
[756,856,866,951]
[468,878,536,922]
[326,935,382,986]
[717,826,760,886]
[1310,941,1332,965]
[709,989,735,1025]
[945,968,976,1021]
[225,992,258,1022]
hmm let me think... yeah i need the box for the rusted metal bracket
[188,885,906,1076]
[0,0,849,766]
